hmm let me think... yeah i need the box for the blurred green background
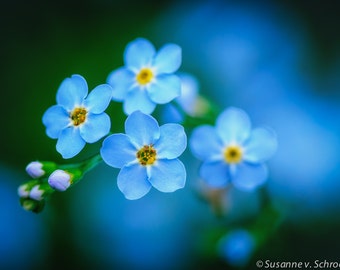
[1,0,340,269]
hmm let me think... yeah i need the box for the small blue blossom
[190,107,277,191]
[100,111,187,200]
[218,229,255,267]
[43,75,113,159]
[107,38,182,115]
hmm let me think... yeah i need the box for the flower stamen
[137,145,157,166]
[224,145,243,164]
[136,68,154,85]
[70,107,87,126]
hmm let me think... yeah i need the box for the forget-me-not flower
[100,111,187,200]
[190,107,277,191]
[43,74,113,159]
[218,229,255,267]
[107,38,182,115]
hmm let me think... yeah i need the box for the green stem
[80,154,103,173]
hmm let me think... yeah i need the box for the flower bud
[26,161,44,178]
[48,169,72,191]
[17,184,30,198]
[29,185,44,201]
[25,161,58,179]
[20,198,45,213]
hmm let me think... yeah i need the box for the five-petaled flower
[190,107,277,191]
[107,38,182,115]
[43,74,113,159]
[100,111,187,200]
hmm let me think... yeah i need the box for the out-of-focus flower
[107,38,182,115]
[43,74,112,159]
[100,111,187,199]
[162,73,210,124]
[218,229,255,267]
[190,107,277,191]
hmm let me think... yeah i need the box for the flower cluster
[19,38,277,219]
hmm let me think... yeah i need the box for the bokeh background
[1,0,340,269]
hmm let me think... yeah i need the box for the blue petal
[84,84,112,114]
[56,74,88,111]
[100,134,137,169]
[232,163,268,191]
[161,103,184,124]
[153,43,181,74]
[243,127,278,164]
[147,74,181,104]
[123,87,156,115]
[125,111,160,147]
[148,159,186,192]
[107,67,135,101]
[117,164,152,200]
[154,124,187,159]
[79,113,110,143]
[189,125,224,161]
[56,127,86,159]
[199,161,229,188]
[124,38,156,70]
[176,73,199,114]
[42,105,69,139]
[216,107,251,145]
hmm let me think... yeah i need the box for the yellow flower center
[137,145,157,166]
[70,107,87,126]
[224,145,243,164]
[136,68,154,85]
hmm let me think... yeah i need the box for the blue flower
[43,74,113,159]
[218,229,255,267]
[100,111,187,200]
[107,38,182,115]
[190,107,277,191]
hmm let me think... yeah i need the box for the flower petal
[107,67,135,101]
[176,73,199,114]
[56,74,88,110]
[154,124,187,159]
[232,163,268,191]
[42,105,70,139]
[148,159,186,192]
[125,111,160,147]
[123,87,156,115]
[84,84,112,114]
[243,127,278,163]
[79,113,110,143]
[147,74,181,104]
[100,134,137,169]
[56,127,86,159]
[117,164,152,200]
[199,161,230,188]
[153,43,181,73]
[190,125,224,161]
[124,38,156,70]
[216,107,251,145]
